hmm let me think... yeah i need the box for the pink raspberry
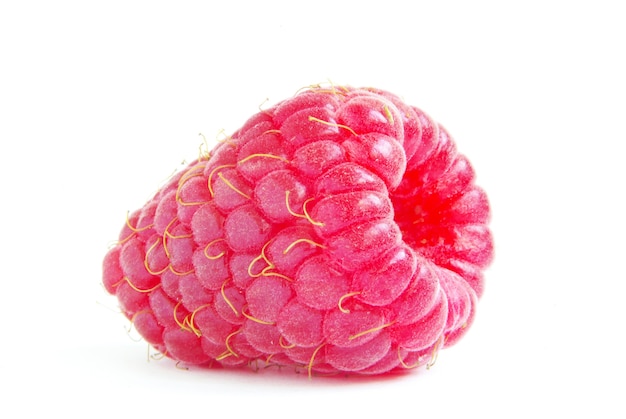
[102,84,493,376]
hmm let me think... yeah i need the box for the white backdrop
[1,1,624,417]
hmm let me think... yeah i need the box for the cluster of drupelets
[103,84,493,377]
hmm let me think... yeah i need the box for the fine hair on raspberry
[103,83,494,377]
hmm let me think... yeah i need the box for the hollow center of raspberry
[390,185,447,253]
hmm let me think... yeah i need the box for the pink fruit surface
[102,84,493,377]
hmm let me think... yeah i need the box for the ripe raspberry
[102,84,493,376]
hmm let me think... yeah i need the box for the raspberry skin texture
[102,84,494,377]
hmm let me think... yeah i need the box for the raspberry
[102,84,493,377]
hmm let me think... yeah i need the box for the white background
[1,1,624,417]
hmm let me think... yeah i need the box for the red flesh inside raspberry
[102,84,493,377]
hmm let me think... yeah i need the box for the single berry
[102,84,494,377]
